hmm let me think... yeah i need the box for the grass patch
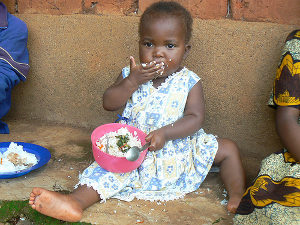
[212,217,225,224]
[0,200,91,225]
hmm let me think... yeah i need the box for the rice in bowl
[96,127,142,157]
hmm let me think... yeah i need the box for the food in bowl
[91,123,148,173]
[0,142,38,173]
[95,127,142,157]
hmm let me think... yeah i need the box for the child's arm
[103,56,164,111]
[275,106,300,161]
[146,80,205,151]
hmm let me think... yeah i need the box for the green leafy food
[116,134,130,153]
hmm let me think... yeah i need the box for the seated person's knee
[215,138,240,164]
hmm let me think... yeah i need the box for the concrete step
[0,120,233,224]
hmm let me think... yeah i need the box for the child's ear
[184,44,191,59]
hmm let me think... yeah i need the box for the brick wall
[2,0,300,25]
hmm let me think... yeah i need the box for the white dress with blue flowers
[77,67,219,202]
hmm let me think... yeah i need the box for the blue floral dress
[76,67,218,202]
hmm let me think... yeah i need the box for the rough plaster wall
[187,21,297,174]
[6,15,298,175]
[9,14,138,126]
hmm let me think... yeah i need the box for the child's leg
[29,185,101,222]
[213,138,246,213]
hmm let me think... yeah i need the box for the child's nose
[153,47,164,58]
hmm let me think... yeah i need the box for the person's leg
[29,185,101,222]
[213,138,246,213]
[0,76,11,133]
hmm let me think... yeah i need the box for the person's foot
[29,187,83,222]
[227,193,243,213]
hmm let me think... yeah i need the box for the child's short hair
[139,1,193,43]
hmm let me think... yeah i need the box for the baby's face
[139,16,190,77]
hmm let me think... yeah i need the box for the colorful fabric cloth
[234,30,300,225]
[76,67,218,202]
[273,30,300,108]
[236,150,299,213]
[233,151,300,224]
[0,2,29,133]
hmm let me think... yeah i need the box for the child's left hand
[145,129,166,151]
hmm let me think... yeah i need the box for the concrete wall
[2,0,299,176]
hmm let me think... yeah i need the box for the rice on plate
[0,142,38,173]
[96,127,142,157]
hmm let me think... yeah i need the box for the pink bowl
[91,123,148,173]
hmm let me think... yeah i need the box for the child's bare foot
[29,187,83,222]
[227,193,243,213]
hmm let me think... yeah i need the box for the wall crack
[226,0,232,18]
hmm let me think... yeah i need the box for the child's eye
[166,43,175,49]
[144,42,153,47]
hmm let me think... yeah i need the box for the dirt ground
[0,119,234,225]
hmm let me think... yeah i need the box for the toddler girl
[29,1,246,222]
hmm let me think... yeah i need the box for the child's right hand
[145,129,167,151]
[127,56,164,87]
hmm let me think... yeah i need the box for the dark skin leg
[276,106,300,161]
[70,185,101,209]
[213,138,246,213]
[29,185,100,222]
